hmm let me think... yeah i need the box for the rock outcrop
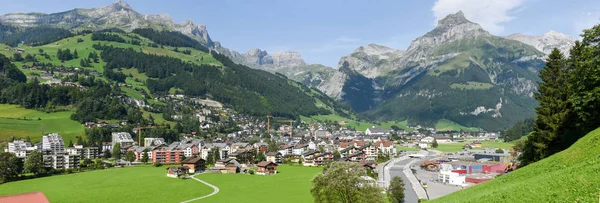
[504,30,576,56]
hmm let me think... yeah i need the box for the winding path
[180,174,220,203]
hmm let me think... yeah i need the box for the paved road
[180,174,220,203]
[390,158,420,203]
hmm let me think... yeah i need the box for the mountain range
[0,2,577,130]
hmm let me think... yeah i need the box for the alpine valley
[0,1,576,131]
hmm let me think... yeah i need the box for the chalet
[343,151,366,162]
[266,152,282,164]
[302,150,318,166]
[314,152,334,165]
[212,159,241,174]
[463,144,472,149]
[256,161,278,175]
[167,166,189,178]
[472,141,482,148]
[182,157,206,173]
[15,48,25,53]
[254,142,268,152]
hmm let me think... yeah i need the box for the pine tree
[113,143,122,160]
[141,149,149,164]
[570,24,600,137]
[432,139,439,148]
[73,49,78,59]
[520,48,570,166]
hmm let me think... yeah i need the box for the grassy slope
[435,119,480,132]
[196,165,321,202]
[431,128,600,202]
[301,114,413,132]
[435,141,514,152]
[450,81,494,90]
[0,166,213,203]
[0,104,84,143]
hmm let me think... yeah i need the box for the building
[7,140,32,153]
[166,166,189,178]
[42,150,79,169]
[433,136,453,143]
[266,152,282,164]
[256,161,278,175]
[67,145,99,159]
[277,145,293,156]
[152,148,185,164]
[292,144,309,155]
[144,138,165,147]
[420,136,435,143]
[212,159,241,174]
[42,133,65,153]
[365,127,390,136]
[182,157,206,173]
[112,132,134,147]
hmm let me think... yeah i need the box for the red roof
[339,141,366,148]
[0,192,50,203]
[375,141,393,147]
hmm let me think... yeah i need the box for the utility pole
[266,114,272,137]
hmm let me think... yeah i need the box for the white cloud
[432,0,525,34]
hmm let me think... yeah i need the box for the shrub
[249,170,255,175]
[153,162,162,167]
[495,148,504,153]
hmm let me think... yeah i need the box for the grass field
[0,165,321,203]
[434,141,515,152]
[430,128,600,202]
[397,145,419,151]
[196,165,321,202]
[435,119,480,132]
[301,114,412,132]
[0,104,84,143]
[0,166,213,203]
[450,81,494,90]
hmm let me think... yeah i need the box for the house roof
[0,192,50,203]
[375,141,394,147]
[294,144,308,149]
[432,136,452,140]
[279,145,293,149]
[265,152,280,156]
[256,161,277,167]
[182,157,204,164]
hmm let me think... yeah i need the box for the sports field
[435,141,515,152]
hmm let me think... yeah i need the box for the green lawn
[0,104,84,143]
[397,145,419,151]
[0,166,213,203]
[195,165,321,202]
[435,119,480,132]
[430,128,600,202]
[434,141,514,152]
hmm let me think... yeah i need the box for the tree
[520,48,570,166]
[333,150,341,160]
[25,150,46,175]
[255,151,266,162]
[432,139,439,148]
[495,148,504,154]
[141,149,149,164]
[68,140,74,148]
[180,154,187,164]
[125,150,135,164]
[311,162,384,203]
[12,53,23,61]
[0,152,23,183]
[206,151,215,166]
[103,149,111,158]
[112,143,122,160]
[388,176,406,203]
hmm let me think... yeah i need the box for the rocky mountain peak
[354,44,398,56]
[437,10,470,26]
[272,51,306,67]
[504,30,576,55]
[109,0,133,11]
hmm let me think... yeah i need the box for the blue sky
[1,0,599,67]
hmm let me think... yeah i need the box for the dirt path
[180,174,219,203]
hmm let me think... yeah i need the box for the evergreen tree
[141,149,149,164]
[68,140,74,148]
[103,149,112,158]
[432,139,439,148]
[206,151,214,165]
[113,143,122,160]
[73,49,78,58]
[125,150,135,164]
[569,24,600,138]
[520,48,570,166]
